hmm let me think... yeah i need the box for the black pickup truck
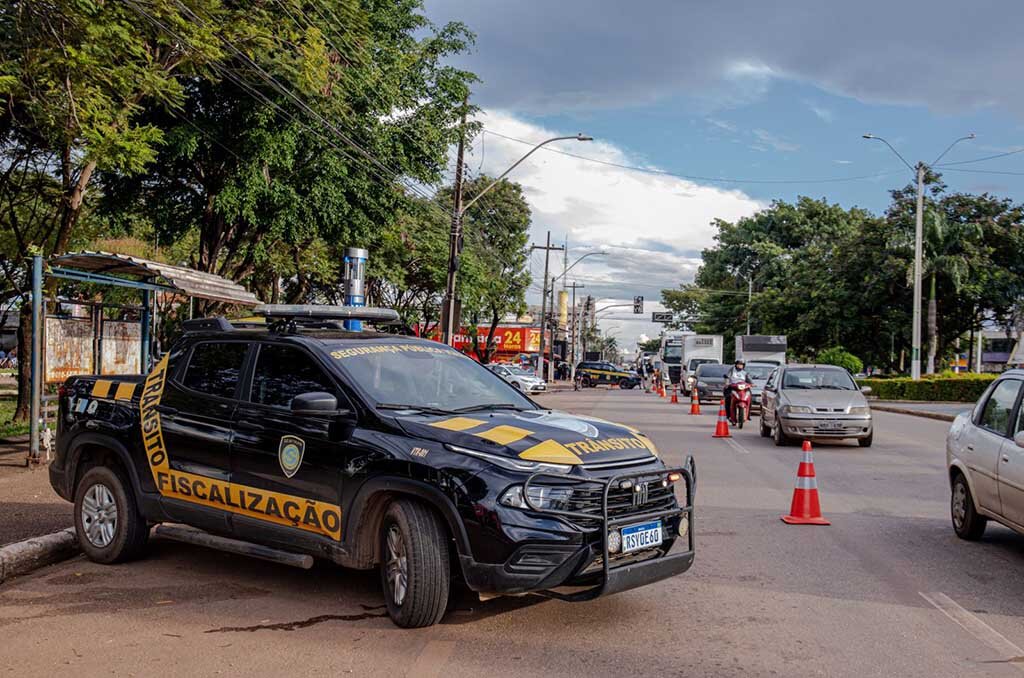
[50,309,695,627]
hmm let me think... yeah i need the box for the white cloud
[806,102,834,122]
[834,159,853,165]
[752,129,800,153]
[466,110,763,315]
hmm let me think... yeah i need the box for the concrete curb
[0,528,79,584]
[871,405,958,423]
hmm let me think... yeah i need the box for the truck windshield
[663,345,682,361]
[688,358,716,371]
[326,341,537,413]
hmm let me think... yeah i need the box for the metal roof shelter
[28,252,260,462]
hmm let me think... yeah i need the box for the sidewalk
[870,400,973,422]
[0,437,72,547]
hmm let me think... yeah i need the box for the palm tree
[923,211,982,373]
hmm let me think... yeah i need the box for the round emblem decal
[278,435,306,478]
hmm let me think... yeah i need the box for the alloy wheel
[385,524,409,606]
[81,483,118,548]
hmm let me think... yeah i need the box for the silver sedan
[759,364,874,447]
[946,370,1024,540]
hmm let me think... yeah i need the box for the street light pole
[862,133,974,380]
[912,162,925,380]
[442,132,592,346]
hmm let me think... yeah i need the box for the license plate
[820,420,843,430]
[621,520,662,553]
[710,390,722,397]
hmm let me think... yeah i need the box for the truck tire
[74,465,149,564]
[580,376,592,388]
[380,499,450,628]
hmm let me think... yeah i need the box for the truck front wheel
[74,465,149,564]
[380,499,450,628]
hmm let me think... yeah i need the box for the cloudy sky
[423,0,1024,348]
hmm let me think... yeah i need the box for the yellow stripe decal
[91,380,113,398]
[114,382,136,401]
[518,440,583,465]
[474,425,533,445]
[429,417,487,432]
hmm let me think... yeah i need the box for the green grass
[0,395,29,439]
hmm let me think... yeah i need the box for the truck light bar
[253,304,399,323]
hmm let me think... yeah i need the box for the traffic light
[633,295,643,314]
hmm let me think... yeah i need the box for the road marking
[723,437,750,454]
[920,591,1024,672]
[406,640,456,678]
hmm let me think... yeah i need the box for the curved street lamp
[862,132,975,379]
[443,133,594,345]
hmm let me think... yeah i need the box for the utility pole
[911,162,925,380]
[746,275,753,336]
[532,232,563,380]
[567,282,585,380]
[442,99,468,345]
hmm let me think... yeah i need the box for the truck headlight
[607,529,622,554]
[500,485,575,511]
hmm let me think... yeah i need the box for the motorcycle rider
[725,359,753,423]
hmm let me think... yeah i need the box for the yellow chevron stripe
[473,425,532,445]
[91,380,113,398]
[518,439,582,465]
[429,417,487,432]
[114,382,137,401]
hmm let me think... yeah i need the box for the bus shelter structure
[28,251,260,462]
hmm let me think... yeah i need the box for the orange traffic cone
[689,388,701,415]
[670,384,679,404]
[659,382,666,398]
[781,441,830,525]
[712,399,731,437]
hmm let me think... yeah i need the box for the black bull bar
[522,455,696,602]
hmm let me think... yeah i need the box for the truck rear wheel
[380,499,450,628]
[74,465,149,564]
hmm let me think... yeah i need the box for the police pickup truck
[49,306,695,628]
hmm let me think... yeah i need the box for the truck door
[230,343,350,547]
[156,340,249,533]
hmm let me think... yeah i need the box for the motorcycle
[727,382,752,428]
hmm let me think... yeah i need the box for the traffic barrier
[670,384,679,404]
[781,440,830,525]
[712,399,731,438]
[689,388,701,415]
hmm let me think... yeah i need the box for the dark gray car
[695,363,730,402]
[759,364,873,446]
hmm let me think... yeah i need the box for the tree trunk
[13,303,32,421]
[481,308,500,364]
[927,271,938,374]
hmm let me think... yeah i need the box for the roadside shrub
[857,375,997,402]
[816,346,863,375]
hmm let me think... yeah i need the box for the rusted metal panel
[100,321,141,376]
[48,251,260,305]
[44,317,93,383]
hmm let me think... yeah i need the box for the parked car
[946,370,1024,540]
[488,363,546,393]
[759,364,873,446]
[694,363,730,402]
[575,361,640,389]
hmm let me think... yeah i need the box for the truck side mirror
[291,391,340,416]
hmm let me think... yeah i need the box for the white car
[488,364,546,393]
[947,371,1024,540]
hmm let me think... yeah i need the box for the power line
[482,129,906,186]
[936,147,1024,167]
[940,167,1024,177]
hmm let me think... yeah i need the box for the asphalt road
[3,389,1024,677]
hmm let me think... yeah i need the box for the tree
[817,346,864,375]
[437,175,531,363]
[638,337,662,352]
[923,210,982,373]
[0,0,238,418]
[99,0,476,309]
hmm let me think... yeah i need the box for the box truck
[735,335,787,366]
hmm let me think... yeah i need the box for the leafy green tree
[816,346,864,374]
[638,337,662,352]
[438,175,531,363]
[922,210,982,373]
